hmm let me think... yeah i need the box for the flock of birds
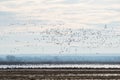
[0,23,120,54]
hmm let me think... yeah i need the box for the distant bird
[104,24,107,29]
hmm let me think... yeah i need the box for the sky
[0,0,120,55]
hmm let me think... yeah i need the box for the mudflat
[0,68,120,80]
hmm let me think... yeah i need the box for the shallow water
[0,64,120,68]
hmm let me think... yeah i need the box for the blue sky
[0,0,120,55]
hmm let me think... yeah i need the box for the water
[0,64,120,68]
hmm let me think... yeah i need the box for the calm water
[0,64,120,68]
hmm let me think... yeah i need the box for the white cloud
[0,0,119,26]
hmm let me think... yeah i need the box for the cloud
[0,0,119,26]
